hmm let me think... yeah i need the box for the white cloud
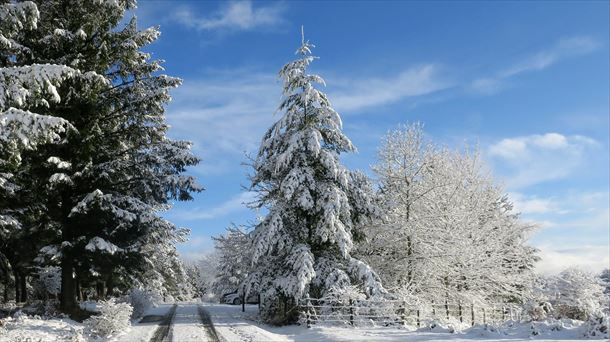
[488,133,599,188]
[330,65,451,113]
[535,245,609,276]
[172,1,285,32]
[471,36,601,94]
[509,192,558,215]
[171,192,256,221]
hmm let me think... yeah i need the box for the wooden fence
[298,298,522,328]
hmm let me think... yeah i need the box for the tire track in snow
[149,304,177,342]
[198,305,222,342]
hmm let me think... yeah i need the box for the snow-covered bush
[523,299,553,321]
[83,299,132,338]
[552,268,605,320]
[124,288,157,319]
[37,266,61,297]
[581,311,609,339]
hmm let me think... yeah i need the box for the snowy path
[204,303,291,342]
[169,303,218,342]
[116,304,175,342]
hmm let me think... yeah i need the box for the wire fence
[298,298,522,328]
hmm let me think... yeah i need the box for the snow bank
[0,313,85,342]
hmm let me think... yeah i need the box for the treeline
[0,0,200,315]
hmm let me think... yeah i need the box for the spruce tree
[246,28,382,324]
[1,1,105,303]
[2,0,201,314]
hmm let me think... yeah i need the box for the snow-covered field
[203,303,604,342]
[0,302,605,341]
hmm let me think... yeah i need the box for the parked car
[221,291,259,305]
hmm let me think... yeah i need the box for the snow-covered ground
[0,313,86,342]
[117,304,174,342]
[0,302,604,341]
[203,303,605,342]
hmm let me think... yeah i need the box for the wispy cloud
[508,192,560,215]
[172,1,286,32]
[170,192,256,221]
[166,71,280,176]
[488,133,599,188]
[471,36,601,94]
[330,65,451,113]
[166,64,448,177]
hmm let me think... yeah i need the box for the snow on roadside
[202,303,603,342]
[0,304,173,342]
[115,304,173,342]
[0,314,85,342]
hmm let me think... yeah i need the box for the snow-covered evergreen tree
[246,28,382,324]
[0,1,106,304]
[1,0,201,313]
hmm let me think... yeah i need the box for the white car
[221,291,259,305]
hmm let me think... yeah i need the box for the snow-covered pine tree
[3,0,201,314]
[246,28,382,324]
[0,1,106,303]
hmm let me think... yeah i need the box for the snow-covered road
[169,303,219,342]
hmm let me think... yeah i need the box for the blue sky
[132,1,608,274]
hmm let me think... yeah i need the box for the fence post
[258,294,261,311]
[445,298,449,320]
[306,297,311,328]
[458,301,463,323]
[349,298,354,326]
[416,309,420,327]
[242,294,245,312]
[470,304,474,326]
[483,308,486,324]
[401,301,406,325]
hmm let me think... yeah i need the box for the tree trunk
[406,235,412,284]
[19,272,26,303]
[60,256,77,313]
[3,278,8,302]
[75,277,82,302]
[105,277,113,298]
[13,270,20,303]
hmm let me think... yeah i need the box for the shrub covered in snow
[124,288,157,319]
[523,299,553,321]
[83,299,132,338]
[551,268,605,320]
[37,266,61,297]
[581,311,609,339]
